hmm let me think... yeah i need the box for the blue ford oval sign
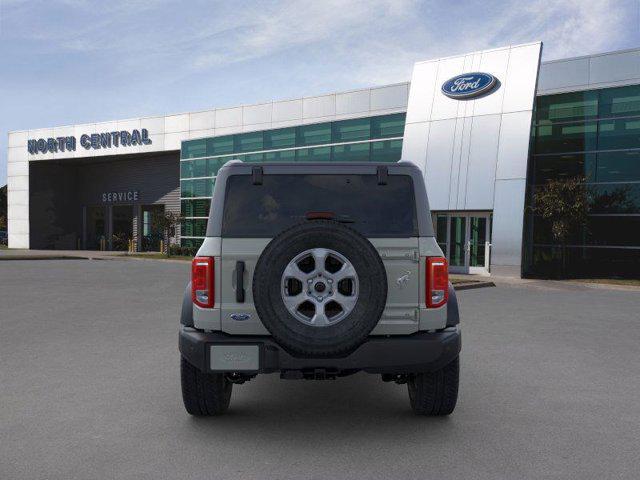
[441,72,497,99]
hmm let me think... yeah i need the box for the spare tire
[253,220,387,357]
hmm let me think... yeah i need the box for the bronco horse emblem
[396,271,412,288]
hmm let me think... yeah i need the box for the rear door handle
[235,261,245,303]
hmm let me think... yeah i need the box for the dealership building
[6,42,640,277]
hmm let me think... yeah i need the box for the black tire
[408,357,459,416]
[181,356,232,416]
[253,220,387,357]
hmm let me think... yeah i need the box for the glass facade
[180,113,406,248]
[524,84,640,278]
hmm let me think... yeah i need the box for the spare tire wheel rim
[281,248,359,327]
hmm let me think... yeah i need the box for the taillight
[192,257,214,308]
[426,256,448,308]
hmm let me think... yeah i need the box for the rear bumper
[179,326,461,375]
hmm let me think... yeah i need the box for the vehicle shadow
[180,372,458,443]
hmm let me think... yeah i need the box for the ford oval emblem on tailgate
[230,313,251,321]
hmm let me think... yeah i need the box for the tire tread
[181,357,232,416]
[408,357,459,416]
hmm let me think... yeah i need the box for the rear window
[222,174,418,237]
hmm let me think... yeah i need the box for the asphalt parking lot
[1,259,639,480]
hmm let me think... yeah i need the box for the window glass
[222,174,418,237]
[181,199,211,218]
[264,149,296,162]
[597,119,640,150]
[189,159,208,178]
[598,84,640,118]
[180,160,193,179]
[370,139,403,162]
[595,151,640,182]
[180,180,193,198]
[296,147,331,162]
[531,153,597,183]
[535,91,598,123]
[589,183,640,214]
[243,152,265,162]
[181,237,204,248]
[296,124,331,146]
[371,113,406,138]
[181,139,207,159]
[528,245,640,278]
[435,215,448,253]
[181,219,208,237]
[264,128,296,149]
[534,121,598,154]
[206,136,234,156]
[207,157,228,176]
[332,118,370,142]
[332,143,370,162]
[234,131,263,153]
[182,179,215,198]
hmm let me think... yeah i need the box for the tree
[533,176,589,277]
[151,210,183,256]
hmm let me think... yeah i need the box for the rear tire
[408,357,459,416]
[181,356,232,416]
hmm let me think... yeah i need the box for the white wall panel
[215,107,243,128]
[502,43,541,113]
[242,103,272,125]
[164,132,183,151]
[454,117,474,209]
[164,114,189,133]
[8,147,27,163]
[214,125,243,136]
[303,95,336,118]
[463,114,501,209]
[8,189,28,205]
[472,49,510,116]
[7,161,28,177]
[188,129,215,140]
[8,131,28,147]
[8,233,29,249]
[406,64,438,124]
[142,134,164,152]
[589,50,640,85]
[140,116,165,134]
[272,99,303,122]
[492,179,526,266]
[8,173,28,190]
[8,218,29,235]
[336,90,370,115]
[242,123,271,133]
[189,111,215,131]
[370,84,408,111]
[116,119,141,132]
[400,122,430,172]
[431,56,467,121]
[495,110,534,180]
[538,58,589,92]
[423,119,456,211]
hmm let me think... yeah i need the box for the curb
[453,281,495,291]
[0,255,90,261]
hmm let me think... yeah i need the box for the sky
[1,0,640,186]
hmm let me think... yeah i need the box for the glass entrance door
[112,205,134,251]
[449,216,467,268]
[86,206,106,250]
[432,212,492,275]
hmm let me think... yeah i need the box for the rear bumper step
[179,326,461,375]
